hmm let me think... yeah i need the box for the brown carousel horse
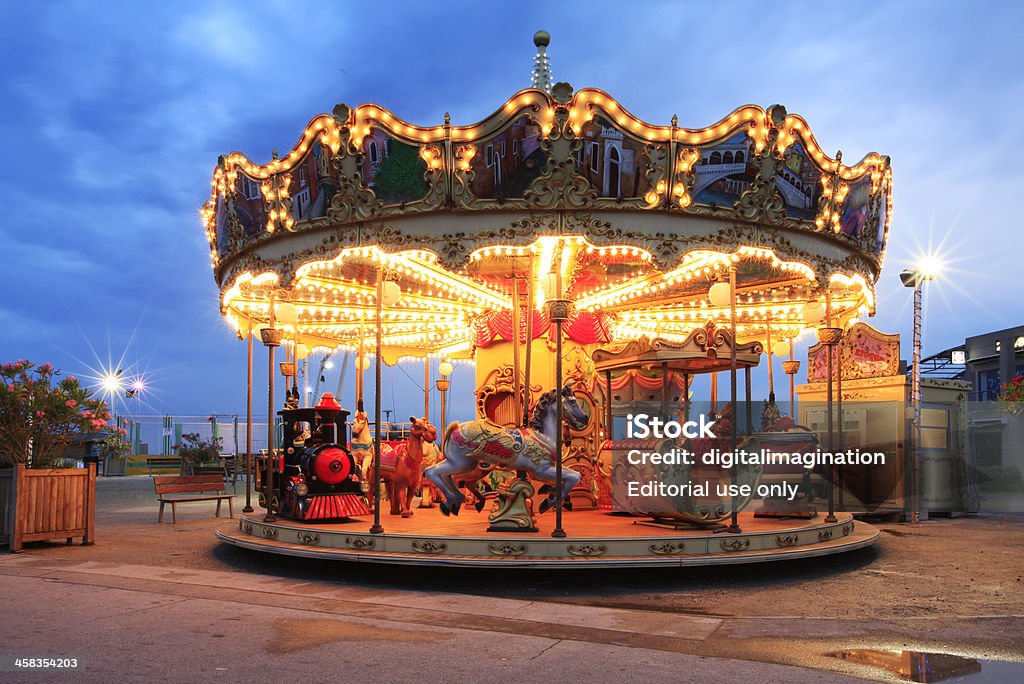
[364,416,438,517]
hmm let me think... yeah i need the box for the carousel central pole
[370,267,385,535]
[243,318,254,513]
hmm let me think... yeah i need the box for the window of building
[723,151,734,164]
[486,144,494,167]
[501,141,506,158]
[710,151,722,164]
[735,151,745,164]
[589,142,599,172]
[978,369,1001,400]
[298,167,307,187]
[369,140,379,165]
[995,340,1001,352]
[513,139,519,156]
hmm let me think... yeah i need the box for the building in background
[922,324,1024,497]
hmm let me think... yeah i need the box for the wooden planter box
[0,464,96,552]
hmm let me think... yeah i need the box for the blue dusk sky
[1,1,1021,429]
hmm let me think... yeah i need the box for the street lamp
[901,258,939,524]
[435,359,453,433]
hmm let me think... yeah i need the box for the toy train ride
[256,393,372,521]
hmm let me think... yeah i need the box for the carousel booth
[205,35,893,566]
[797,322,976,518]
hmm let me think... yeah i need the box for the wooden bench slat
[153,475,223,485]
[155,484,226,495]
[158,495,234,503]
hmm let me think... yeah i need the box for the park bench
[146,456,182,476]
[153,475,234,523]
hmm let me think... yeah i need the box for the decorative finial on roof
[531,31,553,94]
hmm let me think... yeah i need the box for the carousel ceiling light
[708,281,732,308]
[801,301,825,324]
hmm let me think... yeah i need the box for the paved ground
[1,475,1022,682]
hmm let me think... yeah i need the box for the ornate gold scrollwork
[775,535,799,547]
[649,542,686,556]
[411,540,448,555]
[566,544,607,557]
[345,536,376,550]
[296,532,320,546]
[487,543,527,557]
[720,538,750,552]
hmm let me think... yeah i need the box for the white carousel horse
[424,383,590,516]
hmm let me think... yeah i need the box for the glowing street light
[901,254,941,524]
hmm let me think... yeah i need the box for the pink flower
[6,384,13,393]
[91,419,106,430]
[35,410,45,418]
[83,410,94,419]
[65,399,78,408]
[119,428,128,436]
[39,363,52,373]
[67,376,77,384]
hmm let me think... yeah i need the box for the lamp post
[435,359,453,434]
[901,260,939,524]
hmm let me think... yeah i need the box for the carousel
[207,33,887,567]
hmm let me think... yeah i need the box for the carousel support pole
[512,277,522,426]
[243,318,254,513]
[424,356,430,424]
[837,332,845,510]
[370,267,385,535]
[262,296,279,523]
[710,371,718,417]
[552,313,566,538]
[604,370,613,443]
[661,362,669,420]
[523,255,535,426]
[788,338,797,413]
[824,290,837,523]
[548,245,570,538]
[744,367,752,434]
[683,373,690,422]
[727,266,741,534]
[766,319,776,403]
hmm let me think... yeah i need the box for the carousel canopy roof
[202,75,891,361]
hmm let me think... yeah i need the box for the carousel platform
[216,508,878,568]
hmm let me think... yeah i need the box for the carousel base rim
[216,510,879,569]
